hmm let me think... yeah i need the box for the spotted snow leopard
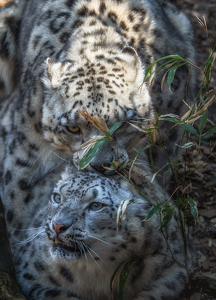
[0,1,195,297]
[0,0,195,217]
[6,163,194,300]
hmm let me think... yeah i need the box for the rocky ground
[167,1,216,299]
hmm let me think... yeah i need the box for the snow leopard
[6,163,194,300]
[0,0,196,244]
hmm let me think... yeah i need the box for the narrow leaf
[180,123,199,136]
[78,139,107,169]
[144,65,155,80]
[77,136,105,150]
[119,257,139,300]
[200,95,205,105]
[144,55,181,81]
[110,261,125,295]
[160,117,199,136]
[109,122,122,135]
[163,168,171,177]
[143,203,164,221]
[167,66,178,88]
[202,126,216,137]
[160,208,175,229]
[186,199,198,220]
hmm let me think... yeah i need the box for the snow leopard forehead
[54,171,132,201]
[42,48,152,127]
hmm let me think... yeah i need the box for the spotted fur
[7,163,194,300]
[0,0,195,213]
[0,2,195,296]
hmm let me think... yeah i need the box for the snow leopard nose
[52,221,68,233]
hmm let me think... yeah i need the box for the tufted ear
[43,58,73,89]
[115,47,144,84]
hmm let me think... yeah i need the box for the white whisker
[11,230,45,246]
[79,241,88,262]
[83,244,103,272]
[84,244,103,262]
[8,226,44,231]
[76,240,84,256]
[88,235,111,246]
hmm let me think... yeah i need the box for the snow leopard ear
[115,47,144,84]
[43,58,73,89]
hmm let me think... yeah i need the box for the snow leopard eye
[90,202,103,211]
[65,126,80,134]
[52,193,61,204]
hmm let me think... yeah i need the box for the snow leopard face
[42,47,152,171]
[45,171,148,261]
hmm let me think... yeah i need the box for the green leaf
[144,203,164,221]
[200,95,205,105]
[78,121,122,169]
[186,199,198,220]
[144,65,153,80]
[167,65,178,88]
[205,56,214,75]
[144,55,182,80]
[163,168,171,177]
[110,260,125,295]
[159,117,180,123]
[160,208,175,229]
[154,112,159,127]
[119,257,139,300]
[109,122,122,135]
[110,162,118,170]
[78,138,107,169]
[160,117,199,136]
[180,123,199,136]
[202,126,216,137]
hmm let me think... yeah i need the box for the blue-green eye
[90,202,103,211]
[52,193,61,204]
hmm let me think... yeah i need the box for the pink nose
[53,221,65,233]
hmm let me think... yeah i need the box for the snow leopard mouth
[52,238,85,256]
